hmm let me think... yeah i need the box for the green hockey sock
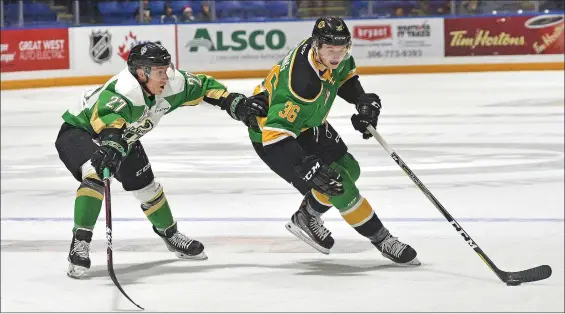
[72,179,104,232]
[141,190,174,231]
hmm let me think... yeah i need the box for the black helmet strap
[131,65,155,96]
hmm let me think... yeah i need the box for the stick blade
[504,265,552,283]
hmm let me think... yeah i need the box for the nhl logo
[89,30,112,64]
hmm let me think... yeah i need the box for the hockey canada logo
[89,30,112,64]
[118,31,162,61]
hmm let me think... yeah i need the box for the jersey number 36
[279,101,300,123]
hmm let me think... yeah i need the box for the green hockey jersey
[248,38,358,146]
[62,68,229,144]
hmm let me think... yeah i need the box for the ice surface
[1,71,563,312]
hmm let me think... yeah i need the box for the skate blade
[382,253,421,267]
[285,222,330,255]
[67,264,87,279]
[175,251,208,260]
[401,256,421,266]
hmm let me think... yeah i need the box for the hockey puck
[506,280,522,286]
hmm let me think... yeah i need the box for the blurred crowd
[2,0,564,27]
[131,0,212,23]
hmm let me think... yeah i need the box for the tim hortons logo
[533,24,564,53]
[354,25,392,41]
[449,30,525,47]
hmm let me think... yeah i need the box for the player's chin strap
[138,66,154,96]
[140,80,153,96]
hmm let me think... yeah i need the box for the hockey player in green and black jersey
[249,17,420,265]
[55,42,268,278]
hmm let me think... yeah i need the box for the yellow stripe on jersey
[180,96,204,106]
[253,84,264,96]
[90,102,105,133]
[309,48,335,84]
[205,89,229,100]
[340,69,358,87]
[262,127,297,146]
[108,118,126,129]
[257,116,267,131]
[90,102,126,134]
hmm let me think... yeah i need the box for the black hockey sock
[306,191,332,215]
[368,226,390,244]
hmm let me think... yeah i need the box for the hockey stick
[103,168,145,309]
[366,126,552,285]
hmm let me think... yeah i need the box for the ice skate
[153,222,207,260]
[67,228,92,279]
[285,197,335,254]
[373,233,420,266]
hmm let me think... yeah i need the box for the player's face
[145,64,174,95]
[317,44,349,70]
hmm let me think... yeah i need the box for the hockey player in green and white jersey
[249,17,420,265]
[55,42,268,278]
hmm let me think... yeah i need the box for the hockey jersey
[62,68,228,144]
[248,38,359,146]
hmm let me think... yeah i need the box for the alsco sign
[185,28,286,52]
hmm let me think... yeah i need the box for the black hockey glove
[294,155,344,197]
[351,93,381,139]
[223,92,268,130]
[91,129,128,179]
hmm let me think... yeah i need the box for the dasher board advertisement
[348,17,444,63]
[71,25,176,75]
[444,14,564,56]
[177,21,312,72]
[1,28,70,73]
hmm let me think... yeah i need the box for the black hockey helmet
[127,42,172,78]
[312,16,351,47]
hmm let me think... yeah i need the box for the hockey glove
[91,129,128,179]
[351,93,381,139]
[223,92,268,130]
[295,155,344,197]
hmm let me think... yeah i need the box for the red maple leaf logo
[117,32,139,61]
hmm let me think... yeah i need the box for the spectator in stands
[411,0,432,16]
[181,6,196,23]
[541,0,565,11]
[517,1,537,11]
[394,7,405,17]
[435,0,453,15]
[135,7,152,23]
[135,0,152,23]
[198,2,212,21]
[160,4,178,23]
[459,0,481,15]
